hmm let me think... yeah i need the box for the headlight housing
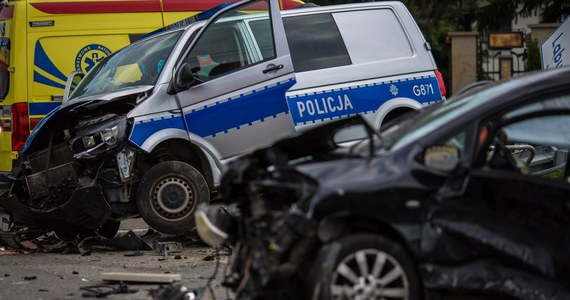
[71,116,127,159]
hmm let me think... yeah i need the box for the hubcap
[152,177,195,221]
[331,249,409,300]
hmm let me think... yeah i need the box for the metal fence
[477,31,528,81]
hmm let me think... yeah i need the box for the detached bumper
[1,184,111,231]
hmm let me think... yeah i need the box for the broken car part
[80,282,138,298]
[100,272,181,283]
[149,283,201,300]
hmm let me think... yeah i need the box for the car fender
[140,128,223,186]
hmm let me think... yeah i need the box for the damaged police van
[0,0,444,236]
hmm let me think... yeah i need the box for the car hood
[293,155,402,190]
[23,86,152,154]
[63,85,153,109]
[249,116,375,164]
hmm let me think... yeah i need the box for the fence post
[448,32,479,96]
[528,23,561,46]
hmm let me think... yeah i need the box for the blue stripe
[34,71,66,89]
[129,79,296,145]
[287,76,442,125]
[29,102,61,116]
[34,42,68,82]
[130,115,187,146]
[185,79,295,137]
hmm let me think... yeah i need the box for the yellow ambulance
[0,0,302,173]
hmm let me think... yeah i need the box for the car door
[423,94,570,289]
[173,0,296,159]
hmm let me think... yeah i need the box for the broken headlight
[71,116,128,159]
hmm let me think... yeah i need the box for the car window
[248,19,274,60]
[184,0,273,81]
[283,13,351,72]
[332,9,413,64]
[479,95,570,181]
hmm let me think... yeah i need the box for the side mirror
[424,145,459,172]
[167,63,196,95]
[63,71,84,103]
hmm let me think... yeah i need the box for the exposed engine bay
[2,91,143,237]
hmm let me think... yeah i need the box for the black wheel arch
[137,138,214,189]
[382,106,417,128]
[316,213,421,262]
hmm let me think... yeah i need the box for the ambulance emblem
[75,44,112,73]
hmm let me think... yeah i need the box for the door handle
[262,64,283,74]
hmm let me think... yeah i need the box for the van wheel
[137,161,209,234]
[310,234,420,300]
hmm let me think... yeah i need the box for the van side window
[248,19,273,60]
[332,9,413,64]
[283,14,351,72]
[184,0,274,81]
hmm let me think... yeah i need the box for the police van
[0,0,301,174]
[8,0,446,236]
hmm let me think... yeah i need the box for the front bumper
[1,184,111,231]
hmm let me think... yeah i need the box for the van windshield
[70,30,183,99]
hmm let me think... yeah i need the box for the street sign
[541,18,569,69]
[489,32,524,49]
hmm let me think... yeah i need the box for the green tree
[525,37,541,71]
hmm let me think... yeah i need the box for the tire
[137,161,209,234]
[311,233,421,300]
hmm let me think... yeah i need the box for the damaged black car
[196,67,570,299]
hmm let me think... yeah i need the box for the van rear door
[174,0,295,158]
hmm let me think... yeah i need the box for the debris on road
[100,272,181,283]
[149,283,202,300]
[99,230,152,251]
[80,282,138,298]
[123,250,144,257]
[154,241,183,261]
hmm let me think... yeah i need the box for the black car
[196,67,570,300]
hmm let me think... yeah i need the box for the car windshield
[70,30,184,99]
[354,78,525,155]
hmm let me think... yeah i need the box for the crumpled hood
[63,85,153,109]
[221,116,376,196]
[292,148,407,194]
[248,116,375,165]
[294,158,375,189]
[23,86,152,154]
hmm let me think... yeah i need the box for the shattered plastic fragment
[80,282,138,298]
[149,283,200,300]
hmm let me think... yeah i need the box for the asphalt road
[0,219,230,300]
